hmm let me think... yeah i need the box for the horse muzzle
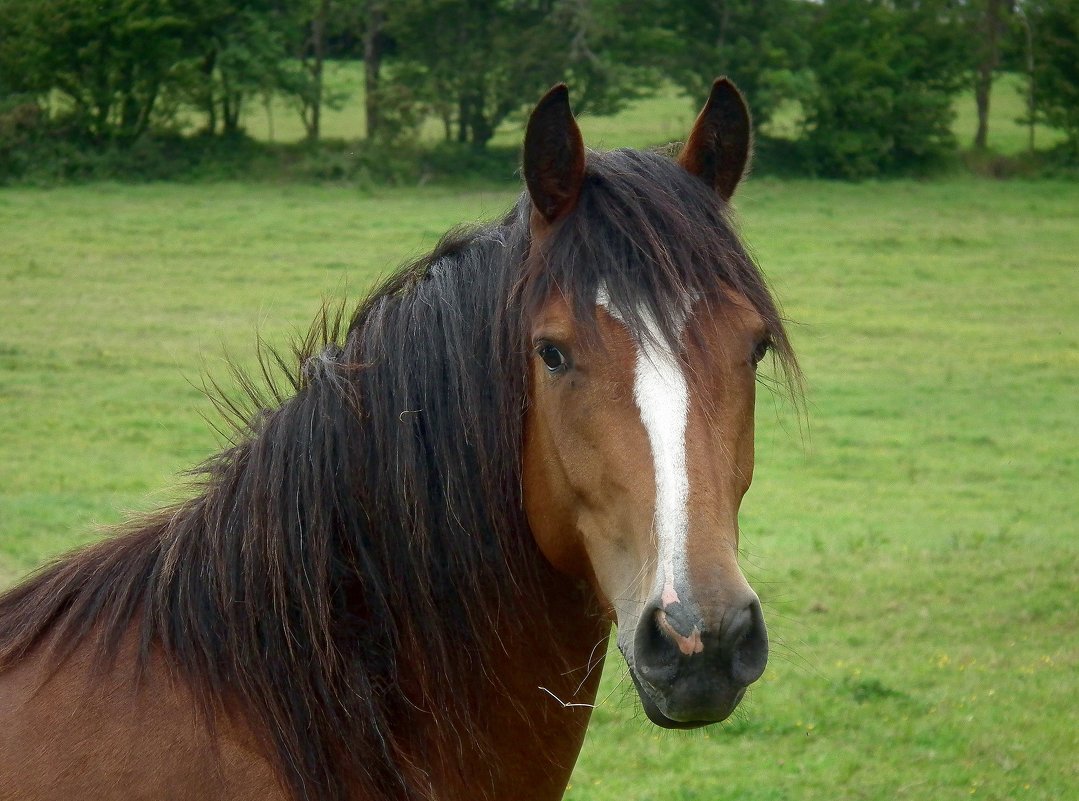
[622,593,768,728]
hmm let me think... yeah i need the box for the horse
[0,79,796,801]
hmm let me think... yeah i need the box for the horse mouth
[625,657,747,730]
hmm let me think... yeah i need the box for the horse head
[520,80,780,728]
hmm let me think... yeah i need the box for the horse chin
[627,664,745,730]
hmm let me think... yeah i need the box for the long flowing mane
[0,148,795,801]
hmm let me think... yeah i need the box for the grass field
[1,176,1077,799]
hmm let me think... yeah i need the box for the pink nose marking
[661,582,680,607]
[656,609,704,656]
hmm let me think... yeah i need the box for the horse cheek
[522,403,590,579]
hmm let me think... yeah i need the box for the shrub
[800,0,969,178]
[1023,0,1079,154]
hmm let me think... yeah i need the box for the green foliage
[0,0,1075,173]
[640,0,814,134]
[158,0,351,140]
[0,0,337,143]
[800,0,970,178]
[1023,0,1079,153]
[167,4,306,137]
[0,0,191,142]
[0,97,47,160]
[3,77,1072,185]
[383,0,658,148]
[363,76,430,145]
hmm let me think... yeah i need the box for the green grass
[1,178,1077,799]
[236,65,1063,155]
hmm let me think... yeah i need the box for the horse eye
[751,338,771,368]
[537,343,568,373]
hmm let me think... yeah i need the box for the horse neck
[402,559,610,801]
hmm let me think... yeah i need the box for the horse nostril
[632,602,681,686]
[726,597,768,686]
[631,595,768,694]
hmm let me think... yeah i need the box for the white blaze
[597,287,691,607]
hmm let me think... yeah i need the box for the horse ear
[678,77,752,201]
[524,84,585,225]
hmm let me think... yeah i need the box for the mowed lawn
[1,178,1077,800]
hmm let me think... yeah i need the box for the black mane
[0,148,795,801]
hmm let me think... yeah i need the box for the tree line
[1,0,1076,178]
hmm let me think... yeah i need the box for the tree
[0,0,190,143]
[382,0,656,148]
[1020,0,1079,153]
[294,0,357,142]
[800,0,970,177]
[171,2,306,138]
[361,1,386,140]
[291,0,331,141]
[641,0,813,135]
[970,0,1013,150]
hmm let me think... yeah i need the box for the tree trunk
[221,73,242,136]
[470,117,494,149]
[119,63,139,141]
[308,0,330,142]
[363,1,384,140]
[467,90,493,149]
[202,50,218,136]
[973,78,991,150]
[133,80,159,140]
[973,0,1004,150]
[223,101,241,136]
[1017,6,1036,153]
[264,95,275,142]
[457,95,470,143]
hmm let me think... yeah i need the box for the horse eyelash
[751,337,773,368]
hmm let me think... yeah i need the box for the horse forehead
[530,293,573,328]
[698,287,768,345]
